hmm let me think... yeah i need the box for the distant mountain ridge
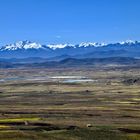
[0,40,140,59]
[1,57,140,69]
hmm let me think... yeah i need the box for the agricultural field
[0,67,140,140]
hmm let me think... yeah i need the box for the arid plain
[0,66,140,140]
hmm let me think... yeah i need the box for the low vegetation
[0,67,139,139]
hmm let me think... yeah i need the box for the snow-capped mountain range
[0,41,45,51]
[0,40,108,51]
[0,40,140,59]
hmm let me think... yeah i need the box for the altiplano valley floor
[0,67,139,140]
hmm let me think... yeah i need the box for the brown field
[0,67,140,140]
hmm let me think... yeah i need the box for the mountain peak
[79,42,106,47]
[1,40,139,51]
[47,44,75,50]
[1,40,44,51]
[0,40,140,58]
[119,40,138,45]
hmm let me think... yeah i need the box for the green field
[0,67,140,140]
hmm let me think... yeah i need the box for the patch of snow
[79,42,106,47]
[1,41,44,51]
[24,43,42,49]
[47,44,74,50]
[119,40,136,45]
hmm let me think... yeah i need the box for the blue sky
[0,0,140,45]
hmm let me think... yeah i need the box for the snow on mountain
[0,40,140,59]
[0,41,45,51]
[47,42,106,49]
[0,40,139,51]
[23,42,42,49]
[79,42,106,47]
[47,44,75,50]
[119,40,137,45]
